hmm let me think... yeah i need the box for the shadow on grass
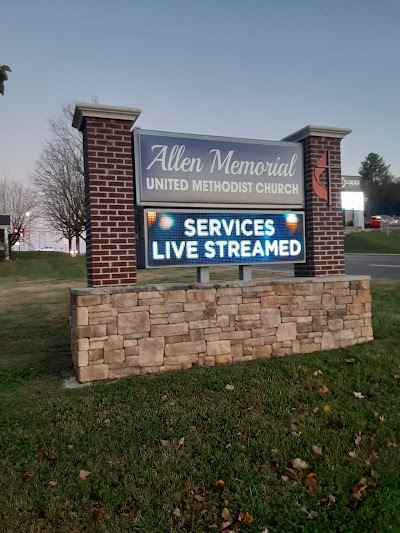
[0,287,74,385]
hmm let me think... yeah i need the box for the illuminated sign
[341,176,361,192]
[140,210,305,268]
[134,130,304,209]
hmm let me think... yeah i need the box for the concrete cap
[282,125,352,142]
[72,103,142,131]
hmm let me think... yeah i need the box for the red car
[365,215,381,229]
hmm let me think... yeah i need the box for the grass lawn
[1,254,400,531]
[344,229,400,254]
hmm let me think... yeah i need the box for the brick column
[282,126,351,277]
[72,103,141,286]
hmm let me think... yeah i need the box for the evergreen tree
[0,65,11,95]
[359,153,393,198]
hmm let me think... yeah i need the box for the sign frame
[133,129,304,209]
[139,208,306,269]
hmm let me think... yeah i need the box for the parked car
[37,246,56,252]
[365,215,381,229]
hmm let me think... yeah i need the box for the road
[260,254,400,280]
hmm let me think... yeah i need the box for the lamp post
[25,212,30,250]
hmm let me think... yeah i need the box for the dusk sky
[2,0,399,185]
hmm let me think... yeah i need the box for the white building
[341,175,364,228]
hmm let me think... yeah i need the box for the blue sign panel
[143,210,305,268]
[134,130,304,209]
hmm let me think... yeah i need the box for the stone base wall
[70,276,373,383]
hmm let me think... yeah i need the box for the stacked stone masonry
[70,276,373,383]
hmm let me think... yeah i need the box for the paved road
[261,254,400,280]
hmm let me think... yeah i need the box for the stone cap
[72,103,142,131]
[282,125,352,142]
[70,275,370,295]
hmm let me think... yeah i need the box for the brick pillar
[73,103,141,287]
[282,126,351,277]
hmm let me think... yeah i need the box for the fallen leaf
[372,383,379,390]
[260,528,270,533]
[300,507,318,520]
[271,448,279,455]
[328,494,336,503]
[312,370,323,376]
[323,405,331,412]
[304,473,318,488]
[93,507,102,521]
[225,443,232,449]
[345,358,356,364]
[379,415,385,422]
[312,407,320,414]
[348,451,357,458]
[312,445,323,456]
[220,521,231,529]
[173,508,181,518]
[48,479,58,487]
[103,418,111,427]
[67,444,73,450]
[394,374,400,380]
[225,384,234,391]
[79,470,91,479]
[221,507,233,524]
[351,482,367,501]
[353,391,365,399]
[194,494,204,502]
[160,439,169,447]
[355,435,362,446]
[215,479,225,488]
[178,437,185,446]
[161,394,168,401]
[22,469,34,481]
[243,512,254,523]
[293,458,308,470]
[388,442,398,448]
[281,475,289,482]
[319,385,329,394]
[287,468,297,479]
[36,450,46,462]
[189,425,196,432]
[371,470,378,479]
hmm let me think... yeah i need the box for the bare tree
[31,104,85,254]
[0,177,39,251]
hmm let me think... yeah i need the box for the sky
[1,0,399,247]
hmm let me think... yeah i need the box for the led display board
[140,209,305,268]
[134,129,304,209]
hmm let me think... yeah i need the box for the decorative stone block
[139,337,165,366]
[104,349,125,364]
[118,311,150,335]
[151,322,189,337]
[76,307,88,326]
[79,364,109,382]
[76,350,88,367]
[207,340,231,356]
[104,335,124,352]
[165,340,206,356]
[77,338,89,351]
[77,295,101,307]
[261,308,281,328]
[276,322,297,342]
[109,367,141,379]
